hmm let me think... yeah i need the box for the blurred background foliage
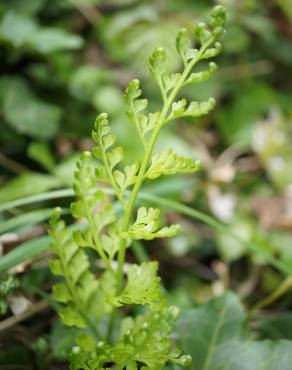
[0,0,292,368]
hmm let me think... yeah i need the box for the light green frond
[125,207,180,241]
[146,148,201,179]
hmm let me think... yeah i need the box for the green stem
[115,37,214,294]
[101,142,126,210]
[132,240,149,262]
[1,188,290,277]
[250,276,292,313]
[83,195,113,274]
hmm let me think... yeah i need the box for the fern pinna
[49,6,227,370]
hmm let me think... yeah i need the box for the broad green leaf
[0,11,83,53]
[31,28,82,54]
[176,292,246,370]
[176,292,292,370]
[0,76,61,138]
[258,312,292,341]
[0,11,36,47]
[209,340,292,370]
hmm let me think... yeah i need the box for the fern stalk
[49,6,227,370]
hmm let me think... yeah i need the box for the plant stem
[250,276,292,313]
[115,37,214,294]
[100,135,126,209]
[83,196,113,273]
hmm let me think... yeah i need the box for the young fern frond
[49,210,111,336]
[49,5,226,369]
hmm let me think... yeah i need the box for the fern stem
[59,250,102,340]
[115,38,214,294]
[83,196,114,273]
[101,143,126,209]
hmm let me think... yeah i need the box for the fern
[49,5,227,369]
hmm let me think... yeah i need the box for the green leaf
[107,146,124,170]
[70,200,86,219]
[0,76,61,138]
[0,11,36,47]
[27,142,55,171]
[49,211,111,327]
[183,62,217,86]
[175,5,226,66]
[96,204,116,232]
[53,283,71,303]
[167,97,216,122]
[126,207,180,241]
[213,340,292,370]
[92,113,125,191]
[108,305,189,369]
[0,172,60,203]
[114,162,139,191]
[59,306,86,328]
[0,11,83,53]
[149,47,168,89]
[176,292,292,370]
[146,148,201,179]
[49,259,63,276]
[176,28,192,58]
[201,42,222,60]
[30,28,82,54]
[124,79,157,145]
[100,233,120,260]
[163,73,182,93]
[0,235,51,273]
[176,292,246,370]
[75,332,96,354]
[0,208,57,234]
[110,262,161,307]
